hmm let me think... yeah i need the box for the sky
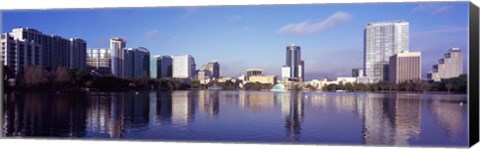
[1,2,470,80]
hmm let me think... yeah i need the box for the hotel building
[172,55,196,79]
[1,27,87,74]
[388,51,422,84]
[427,48,463,82]
[364,21,409,83]
[86,48,112,75]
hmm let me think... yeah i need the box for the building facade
[388,51,421,84]
[69,38,87,70]
[246,68,262,81]
[86,48,112,75]
[1,27,87,74]
[202,61,220,79]
[364,21,409,83]
[352,68,364,77]
[110,37,126,78]
[285,44,304,82]
[172,55,196,79]
[1,33,43,74]
[127,47,150,79]
[248,75,277,85]
[427,48,463,82]
[151,55,173,78]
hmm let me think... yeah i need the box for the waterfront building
[281,66,290,81]
[128,47,150,79]
[1,33,43,74]
[151,55,173,79]
[69,38,87,70]
[1,27,87,73]
[389,51,421,84]
[427,48,463,82]
[306,78,329,90]
[246,68,262,81]
[197,69,212,84]
[86,48,112,75]
[352,68,363,77]
[364,21,409,83]
[336,77,357,85]
[172,54,196,79]
[248,75,277,85]
[285,44,304,82]
[202,61,220,79]
[110,37,126,78]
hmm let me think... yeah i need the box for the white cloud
[145,29,160,38]
[277,11,352,35]
[412,4,453,15]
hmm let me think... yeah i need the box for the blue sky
[1,2,469,80]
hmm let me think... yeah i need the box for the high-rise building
[364,21,409,83]
[123,47,150,79]
[202,61,220,79]
[388,51,421,84]
[172,55,196,79]
[1,33,43,74]
[131,47,150,78]
[427,48,463,82]
[151,55,173,78]
[246,68,262,81]
[1,27,87,74]
[86,48,112,75]
[110,37,126,78]
[285,44,304,82]
[69,38,87,70]
[281,66,290,80]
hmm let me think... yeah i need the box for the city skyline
[1,2,469,80]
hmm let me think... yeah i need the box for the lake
[1,90,469,147]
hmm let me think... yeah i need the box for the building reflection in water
[278,92,304,141]
[242,92,275,112]
[171,91,195,126]
[429,95,464,137]
[2,92,87,137]
[362,93,421,146]
[197,91,220,118]
[85,92,150,138]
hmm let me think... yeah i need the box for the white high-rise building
[172,55,196,79]
[1,33,43,74]
[364,21,409,83]
[427,48,463,82]
[86,48,112,75]
[110,37,126,78]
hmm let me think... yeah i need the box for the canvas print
[0,1,475,148]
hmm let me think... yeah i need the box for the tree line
[313,75,467,93]
[3,65,275,92]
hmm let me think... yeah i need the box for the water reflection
[2,92,87,137]
[1,91,468,146]
[280,92,304,141]
[362,94,421,146]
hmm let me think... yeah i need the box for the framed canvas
[0,0,479,148]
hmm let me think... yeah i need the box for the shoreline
[3,88,467,95]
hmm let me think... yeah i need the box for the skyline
[1,2,469,80]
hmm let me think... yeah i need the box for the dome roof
[272,84,286,90]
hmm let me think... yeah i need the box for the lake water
[1,90,469,147]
